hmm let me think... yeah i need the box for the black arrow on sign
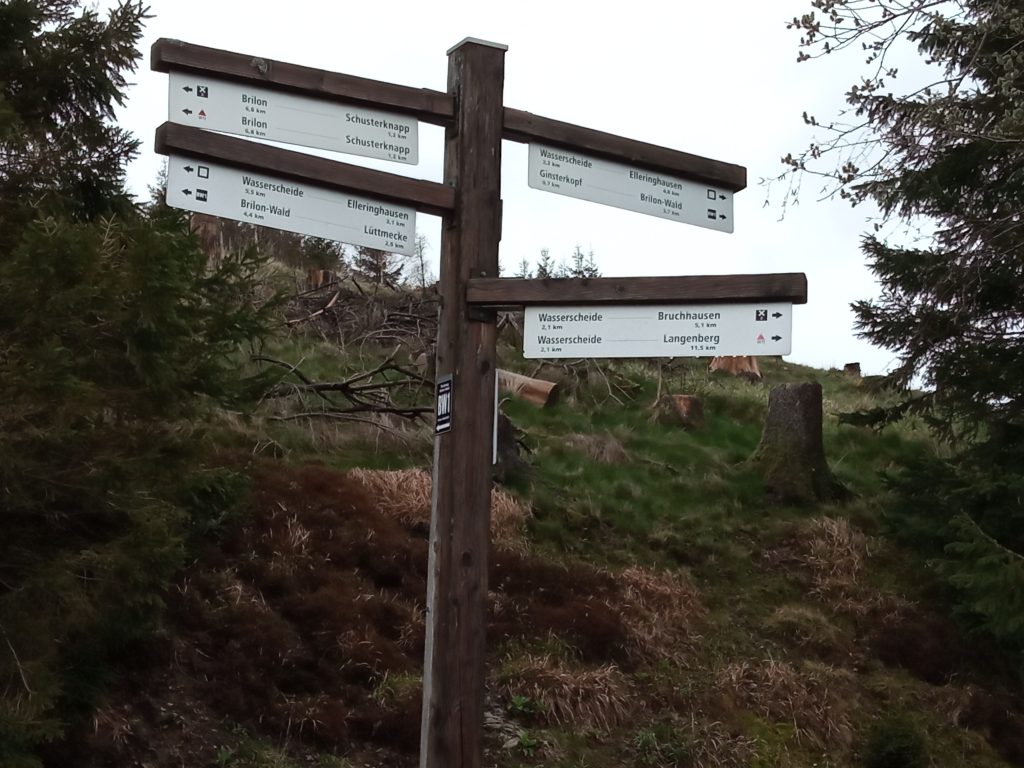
[772,312,783,319]
[182,108,193,115]
[719,194,727,200]
[772,335,783,342]
[182,86,193,93]
[184,166,194,173]
[719,214,728,220]
[181,189,193,196]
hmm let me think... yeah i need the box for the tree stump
[654,394,705,429]
[751,382,847,503]
[709,355,762,381]
[492,412,529,483]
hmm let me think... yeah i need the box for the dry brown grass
[348,468,530,553]
[927,683,981,728]
[214,571,269,610]
[652,717,761,768]
[761,515,898,617]
[925,682,1024,760]
[784,516,918,619]
[92,706,135,745]
[718,658,855,748]
[564,432,629,464]
[617,566,704,663]
[500,655,635,732]
[765,604,847,659]
[800,516,871,596]
[690,720,760,768]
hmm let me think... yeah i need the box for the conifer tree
[785,0,1024,656]
[0,3,279,762]
[534,247,555,278]
[301,236,349,272]
[567,245,600,278]
[786,0,1024,436]
[514,256,532,279]
[352,245,405,286]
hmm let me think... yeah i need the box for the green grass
[196,330,1020,768]
[211,728,352,768]
[483,354,1023,766]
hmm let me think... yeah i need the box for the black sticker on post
[435,375,453,434]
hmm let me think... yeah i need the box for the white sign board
[527,144,734,233]
[524,303,792,358]
[168,72,418,164]
[165,155,416,255]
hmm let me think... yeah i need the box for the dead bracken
[347,467,531,553]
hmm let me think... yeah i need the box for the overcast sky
[108,0,906,375]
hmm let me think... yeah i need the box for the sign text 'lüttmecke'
[166,155,416,254]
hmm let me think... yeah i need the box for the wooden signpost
[152,37,807,768]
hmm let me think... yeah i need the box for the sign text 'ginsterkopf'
[527,144,734,233]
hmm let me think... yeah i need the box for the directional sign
[169,72,418,164]
[524,302,791,358]
[527,144,734,233]
[166,155,416,254]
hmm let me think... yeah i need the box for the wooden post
[420,38,507,768]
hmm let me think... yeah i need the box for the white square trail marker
[527,144,734,233]
[524,303,792,358]
[169,72,419,164]
[165,155,416,255]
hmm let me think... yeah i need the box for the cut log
[497,369,559,407]
[654,394,704,429]
[414,346,437,383]
[709,356,761,381]
[305,268,339,291]
[751,382,848,503]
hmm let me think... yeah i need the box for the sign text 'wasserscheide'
[524,302,791,358]
[166,155,416,254]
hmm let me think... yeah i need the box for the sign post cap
[447,37,509,55]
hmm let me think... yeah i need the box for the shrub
[860,713,928,768]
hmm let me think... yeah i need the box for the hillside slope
[65,348,1024,768]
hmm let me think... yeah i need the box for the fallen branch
[253,353,432,421]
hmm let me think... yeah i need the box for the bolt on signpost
[152,36,807,768]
